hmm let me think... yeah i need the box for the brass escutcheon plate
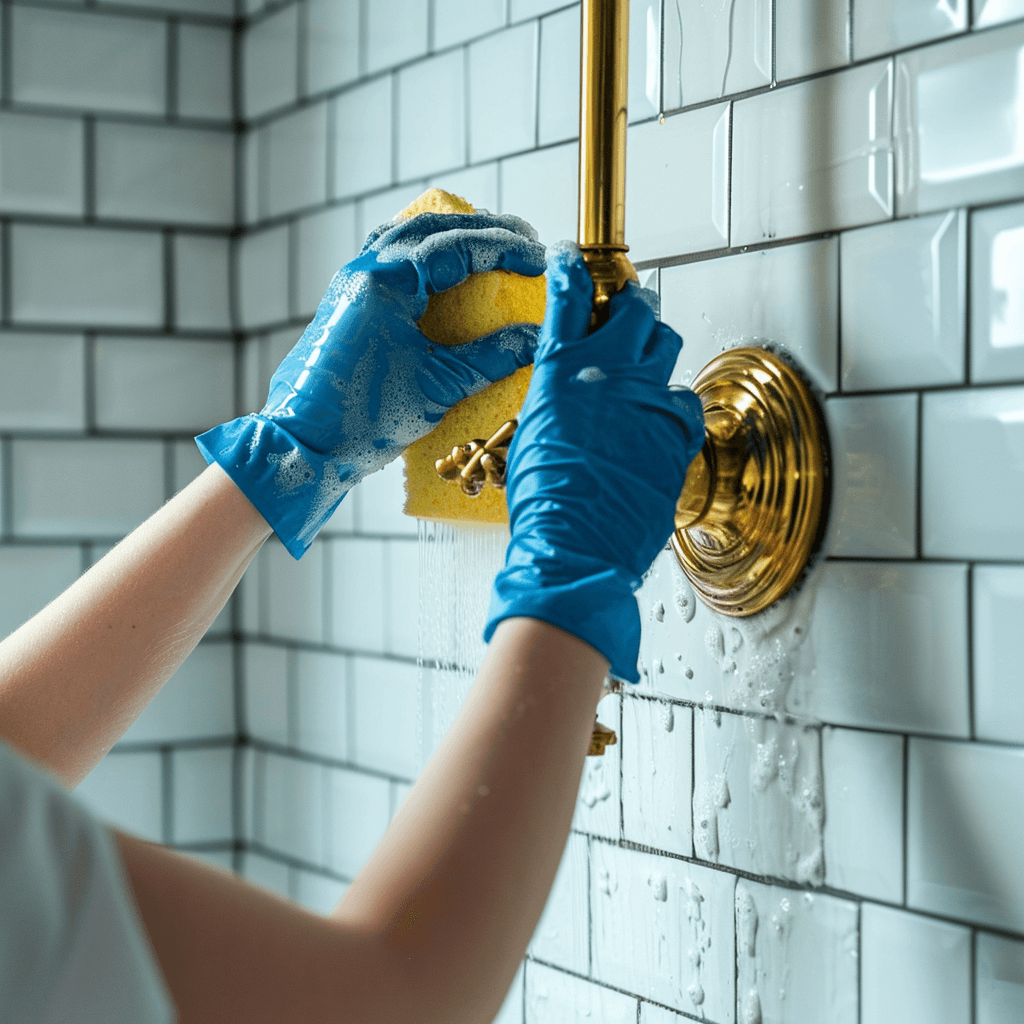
[670,347,830,617]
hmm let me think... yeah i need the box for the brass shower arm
[578,0,635,327]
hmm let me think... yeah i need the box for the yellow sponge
[398,189,546,523]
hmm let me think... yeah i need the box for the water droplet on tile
[661,704,675,732]
[685,667,694,679]
[653,600,665,622]
[674,570,697,623]
[705,625,725,662]
[597,867,617,896]
[744,989,762,1024]
[735,886,758,956]
[728,627,743,653]
[688,983,705,1006]
[648,872,668,901]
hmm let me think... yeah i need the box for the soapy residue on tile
[639,546,828,887]
[735,879,859,1024]
[416,519,509,768]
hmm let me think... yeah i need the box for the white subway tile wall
[12,6,167,114]
[95,122,235,225]
[0,112,84,215]
[861,903,973,1024]
[306,0,360,96]
[468,24,539,163]
[840,211,966,390]
[0,2,1019,1019]
[178,25,233,122]
[662,0,771,110]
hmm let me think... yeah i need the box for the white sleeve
[0,739,176,1024]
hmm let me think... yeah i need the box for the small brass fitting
[434,419,518,496]
[589,717,618,756]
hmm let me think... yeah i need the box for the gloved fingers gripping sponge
[399,189,548,525]
[364,211,546,294]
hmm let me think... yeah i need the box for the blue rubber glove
[196,212,546,558]
[483,242,706,682]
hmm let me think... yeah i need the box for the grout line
[726,99,734,245]
[25,0,231,26]
[1,436,13,541]
[242,839,354,885]
[585,835,593,976]
[232,692,245,868]
[325,96,337,201]
[963,207,973,384]
[296,0,308,99]
[167,17,180,120]
[111,733,237,755]
[0,219,9,326]
[967,563,976,740]
[690,702,697,856]
[286,646,299,748]
[836,228,844,391]
[901,734,910,905]
[162,745,174,845]
[0,1,11,105]
[83,117,96,222]
[357,0,367,78]
[164,229,176,332]
[228,234,241,334]
[163,437,176,501]
[244,731,416,788]
[232,7,245,128]
[617,692,625,840]
[580,826,1024,944]
[970,928,978,1024]
[520,959,527,1023]
[345,654,357,773]
[533,15,542,150]
[286,219,298,319]
[390,71,400,187]
[856,902,862,1024]
[915,392,923,558]
[462,44,471,168]
[528,958,705,1024]
[83,333,97,434]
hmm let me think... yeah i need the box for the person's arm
[0,463,271,789]
[112,616,606,1024]
[0,212,544,792]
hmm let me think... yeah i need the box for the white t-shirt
[0,738,176,1023]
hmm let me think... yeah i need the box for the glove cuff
[195,416,360,559]
[483,548,642,683]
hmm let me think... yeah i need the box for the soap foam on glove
[484,241,706,683]
[195,211,545,559]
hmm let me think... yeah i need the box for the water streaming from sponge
[416,519,510,770]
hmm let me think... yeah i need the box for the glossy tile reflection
[971,201,1024,383]
[896,23,1024,214]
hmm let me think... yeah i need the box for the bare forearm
[334,617,608,1024]
[0,463,271,788]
